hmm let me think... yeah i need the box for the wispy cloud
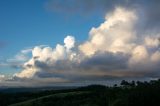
[0,48,31,70]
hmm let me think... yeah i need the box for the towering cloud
[4,6,160,86]
[79,7,137,56]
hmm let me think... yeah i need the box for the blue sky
[0,0,103,75]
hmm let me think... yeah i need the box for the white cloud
[21,48,32,54]
[0,74,5,82]
[129,45,149,65]
[144,36,160,47]
[2,6,160,86]
[79,7,137,56]
[14,67,38,79]
[64,35,75,50]
[0,49,31,69]
[6,48,32,64]
[151,51,160,62]
[7,54,28,63]
[14,36,76,79]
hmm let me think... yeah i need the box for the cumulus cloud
[78,7,160,78]
[64,35,75,50]
[151,51,160,62]
[79,7,137,56]
[14,35,76,79]
[144,36,160,47]
[1,6,160,86]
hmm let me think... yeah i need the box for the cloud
[7,53,29,63]
[144,36,160,47]
[14,35,76,79]
[0,74,5,82]
[0,48,31,69]
[151,51,160,62]
[79,7,137,56]
[64,36,75,50]
[1,5,160,86]
[21,48,32,54]
[45,0,135,15]
[45,0,160,31]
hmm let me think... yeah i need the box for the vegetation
[0,79,160,106]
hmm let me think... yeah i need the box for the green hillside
[10,91,93,106]
[9,88,107,106]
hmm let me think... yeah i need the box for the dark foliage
[0,79,160,106]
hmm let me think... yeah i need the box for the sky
[0,0,103,75]
[0,0,160,87]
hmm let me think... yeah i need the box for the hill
[0,80,160,106]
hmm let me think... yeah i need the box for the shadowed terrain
[0,79,160,106]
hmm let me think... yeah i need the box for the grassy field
[9,91,92,106]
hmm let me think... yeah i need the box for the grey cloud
[34,60,75,72]
[79,52,129,71]
[45,0,133,15]
[140,0,160,29]
[45,0,160,30]
[20,46,159,82]
[25,64,33,68]
[27,51,153,82]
